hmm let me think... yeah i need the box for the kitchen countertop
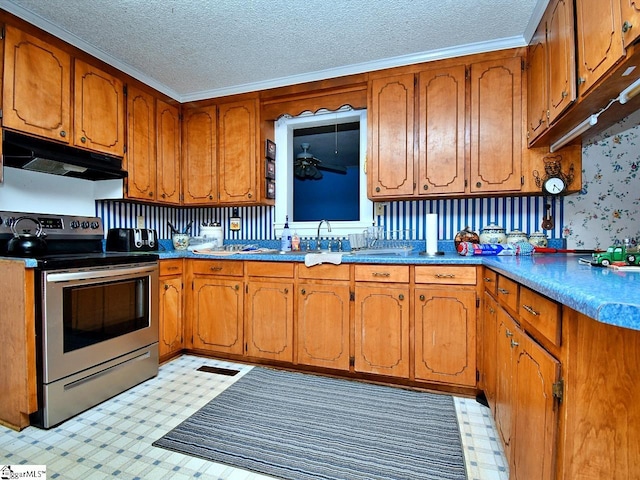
[7,244,639,332]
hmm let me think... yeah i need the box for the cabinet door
[156,100,181,204]
[73,59,125,156]
[511,331,560,480]
[159,275,183,359]
[527,16,549,143]
[2,26,71,142]
[495,306,516,463]
[296,282,351,370]
[182,105,217,204]
[126,86,156,201]
[191,277,243,354]
[575,0,624,97]
[417,66,466,195]
[218,99,257,204]
[368,74,415,198]
[470,57,523,193]
[354,284,410,378]
[547,0,576,124]
[414,287,477,386]
[482,292,499,414]
[246,279,294,362]
[621,0,640,47]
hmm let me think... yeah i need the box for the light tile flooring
[1,355,508,479]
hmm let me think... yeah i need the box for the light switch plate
[374,203,387,216]
[136,216,145,228]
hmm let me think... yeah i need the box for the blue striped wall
[97,195,563,240]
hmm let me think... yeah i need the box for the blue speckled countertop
[6,238,639,331]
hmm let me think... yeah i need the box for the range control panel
[0,211,104,239]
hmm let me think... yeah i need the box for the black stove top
[0,210,158,269]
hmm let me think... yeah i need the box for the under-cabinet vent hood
[2,130,127,181]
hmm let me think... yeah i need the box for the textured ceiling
[2,0,546,102]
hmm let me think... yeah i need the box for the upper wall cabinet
[182,105,218,205]
[218,99,258,204]
[2,26,125,158]
[2,26,71,142]
[73,59,125,157]
[125,88,181,204]
[368,74,415,198]
[575,0,625,98]
[621,0,640,47]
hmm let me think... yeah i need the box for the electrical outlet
[374,203,387,216]
[136,216,145,228]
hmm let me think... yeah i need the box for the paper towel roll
[425,214,438,254]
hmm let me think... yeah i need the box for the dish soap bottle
[280,215,292,252]
[291,231,300,251]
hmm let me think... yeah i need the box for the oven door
[41,262,158,384]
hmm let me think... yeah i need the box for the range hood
[2,130,127,181]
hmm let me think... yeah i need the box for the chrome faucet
[316,219,332,251]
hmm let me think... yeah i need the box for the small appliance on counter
[106,228,158,252]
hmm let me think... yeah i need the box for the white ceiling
[1,0,547,103]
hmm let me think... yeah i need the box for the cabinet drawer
[354,265,409,283]
[496,275,518,312]
[519,286,561,346]
[414,266,476,285]
[191,260,243,276]
[159,259,183,276]
[298,263,350,281]
[246,261,294,278]
[481,268,497,295]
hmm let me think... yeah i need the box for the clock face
[544,176,566,195]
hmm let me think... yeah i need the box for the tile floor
[0,355,508,479]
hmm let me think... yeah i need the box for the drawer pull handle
[210,266,223,271]
[372,272,390,277]
[498,288,510,294]
[435,273,455,278]
[167,266,178,271]
[483,277,494,283]
[522,304,540,316]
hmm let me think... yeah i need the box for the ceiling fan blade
[317,162,347,173]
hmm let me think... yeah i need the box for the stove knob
[0,216,3,226]
[5,217,15,228]
[81,221,90,229]
[70,220,81,229]
[90,221,100,229]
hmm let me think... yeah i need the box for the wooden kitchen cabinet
[354,265,410,378]
[417,65,467,195]
[527,0,576,144]
[2,25,71,143]
[245,262,294,362]
[73,59,125,157]
[182,105,218,205]
[621,0,640,47]
[296,264,351,370]
[368,73,415,199]
[187,260,244,355]
[158,260,184,360]
[218,98,258,204]
[575,0,625,97]
[156,99,181,204]
[482,291,499,415]
[413,266,477,387]
[470,56,523,193]
[126,86,156,201]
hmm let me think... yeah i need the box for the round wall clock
[543,176,567,195]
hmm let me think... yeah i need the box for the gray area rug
[153,367,467,480]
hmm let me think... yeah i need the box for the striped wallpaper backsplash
[97,195,563,241]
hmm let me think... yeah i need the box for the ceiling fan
[294,143,347,180]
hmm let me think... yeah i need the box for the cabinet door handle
[149,191,154,197]
[80,136,87,143]
[164,283,170,290]
[301,289,306,295]
[476,181,482,188]
[284,288,289,294]
[510,339,519,348]
[372,272,390,277]
[60,130,67,138]
[505,329,513,338]
[498,288,510,294]
[398,294,404,300]
[623,21,633,33]
[489,307,495,314]
[435,273,455,278]
[419,294,425,301]
[522,304,540,316]
[234,284,240,291]
[375,186,381,192]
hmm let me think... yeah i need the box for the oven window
[63,277,150,352]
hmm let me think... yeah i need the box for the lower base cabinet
[158,260,184,359]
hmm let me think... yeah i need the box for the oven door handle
[46,264,157,283]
